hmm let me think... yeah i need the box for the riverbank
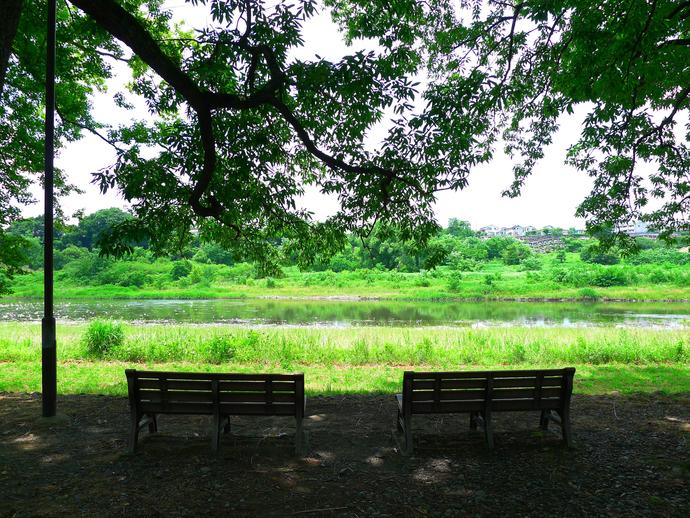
[2,322,688,365]
[7,261,690,302]
[1,323,688,395]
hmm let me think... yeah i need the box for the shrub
[485,236,515,259]
[82,320,124,357]
[448,254,480,271]
[170,260,192,280]
[578,288,601,301]
[548,265,592,287]
[119,271,147,287]
[501,242,532,265]
[581,244,620,265]
[446,272,462,292]
[414,273,431,287]
[626,248,690,265]
[648,268,670,283]
[591,267,628,287]
[205,335,236,363]
[525,271,544,282]
[520,256,542,271]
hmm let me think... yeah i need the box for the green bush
[520,256,542,271]
[626,248,690,265]
[119,271,147,287]
[578,287,601,301]
[591,267,628,287]
[170,260,192,280]
[446,272,462,292]
[205,335,236,363]
[501,242,532,265]
[82,320,125,357]
[648,268,670,283]
[581,244,620,265]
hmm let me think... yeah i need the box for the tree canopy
[1,0,690,284]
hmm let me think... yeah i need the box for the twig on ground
[293,506,349,515]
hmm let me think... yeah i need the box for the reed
[1,322,687,366]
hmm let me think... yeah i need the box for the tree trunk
[0,0,23,99]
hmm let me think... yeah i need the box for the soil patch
[1,392,688,517]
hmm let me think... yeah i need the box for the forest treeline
[4,208,690,295]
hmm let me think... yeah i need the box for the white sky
[24,1,594,231]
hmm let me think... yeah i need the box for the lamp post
[42,0,57,417]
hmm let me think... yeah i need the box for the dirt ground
[1,391,688,517]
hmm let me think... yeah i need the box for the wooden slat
[140,402,213,414]
[491,399,561,411]
[412,378,489,390]
[219,381,295,392]
[411,401,484,413]
[413,376,563,389]
[218,403,296,416]
[491,388,562,400]
[478,377,561,388]
[219,392,295,403]
[409,368,570,379]
[411,380,436,390]
[440,378,488,389]
[411,390,485,402]
[137,379,212,391]
[144,391,214,403]
[132,370,301,381]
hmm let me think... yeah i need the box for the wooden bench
[125,369,305,453]
[396,368,575,453]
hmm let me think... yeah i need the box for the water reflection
[0,299,689,329]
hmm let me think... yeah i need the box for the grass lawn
[1,322,688,396]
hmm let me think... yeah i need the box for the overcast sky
[24,1,594,230]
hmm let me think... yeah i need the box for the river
[1,299,689,328]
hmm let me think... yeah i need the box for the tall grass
[82,320,125,357]
[1,322,687,367]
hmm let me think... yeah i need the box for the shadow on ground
[1,392,688,517]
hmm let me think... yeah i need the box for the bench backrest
[126,370,304,418]
[402,368,575,414]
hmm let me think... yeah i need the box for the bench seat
[396,368,575,453]
[126,369,306,454]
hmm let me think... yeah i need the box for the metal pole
[42,0,57,417]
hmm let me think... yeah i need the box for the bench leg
[396,409,403,432]
[559,409,572,447]
[147,414,158,433]
[403,415,413,455]
[128,414,141,454]
[212,412,221,453]
[222,416,231,434]
[482,411,494,450]
[295,417,304,456]
[470,411,478,430]
[540,409,550,431]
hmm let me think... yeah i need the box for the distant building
[618,221,649,235]
[524,225,537,235]
[504,225,526,237]
[480,225,501,236]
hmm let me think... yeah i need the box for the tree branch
[69,0,423,225]
[0,0,23,99]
